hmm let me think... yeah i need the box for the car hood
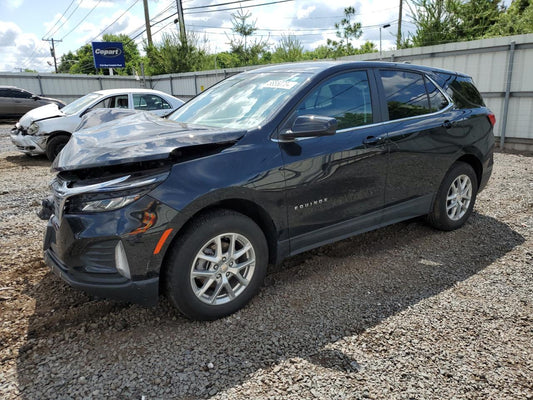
[19,103,64,127]
[53,111,245,172]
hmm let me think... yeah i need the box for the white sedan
[10,88,184,160]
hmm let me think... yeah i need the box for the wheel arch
[158,198,279,290]
[456,153,483,188]
[46,130,71,144]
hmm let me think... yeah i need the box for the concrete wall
[2,33,532,149]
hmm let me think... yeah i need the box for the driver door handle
[363,135,384,146]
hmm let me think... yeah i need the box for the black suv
[41,62,495,320]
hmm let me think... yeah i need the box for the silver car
[10,88,184,160]
[0,86,65,118]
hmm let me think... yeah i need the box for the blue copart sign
[92,42,126,68]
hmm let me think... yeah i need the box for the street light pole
[379,23,391,60]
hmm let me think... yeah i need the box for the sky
[0,0,418,73]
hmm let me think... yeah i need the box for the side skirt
[277,194,433,259]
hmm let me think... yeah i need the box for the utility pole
[143,0,153,46]
[176,0,186,41]
[42,38,62,73]
[397,0,403,49]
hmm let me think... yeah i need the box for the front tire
[46,134,70,161]
[427,162,478,231]
[164,209,268,320]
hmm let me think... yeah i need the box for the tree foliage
[144,33,207,75]
[410,0,462,47]
[486,0,533,36]
[226,9,270,66]
[272,34,304,63]
[326,6,363,58]
[408,0,533,47]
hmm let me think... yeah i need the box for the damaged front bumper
[44,244,160,306]
[42,191,179,306]
[10,127,47,155]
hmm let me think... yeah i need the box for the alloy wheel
[190,233,256,305]
[446,174,472,221]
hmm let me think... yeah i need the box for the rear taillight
[488,113,496,126]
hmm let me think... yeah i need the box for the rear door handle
[363,135,384,146]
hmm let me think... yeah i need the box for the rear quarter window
[437,73,485,109]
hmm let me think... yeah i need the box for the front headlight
[55,170,170,214]
[81,194,141,212]
[28,122,39,135]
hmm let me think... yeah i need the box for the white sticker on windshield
[263,80,298,90]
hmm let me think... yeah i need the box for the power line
[90,0,141,42]
[184,0,260,11]
[42,0,77,39]
[185,0,295,15]
[148,0,296,34]
[45,0,83,40]
[61,0,103,40]
[124,1,175,42]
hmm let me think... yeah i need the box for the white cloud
[5,0,23,9]
[297,5,316,20]
[0,22,20,47]
[0,21,52,72]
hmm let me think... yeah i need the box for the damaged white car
[10,88,184,160]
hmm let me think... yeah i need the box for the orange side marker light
[153,228,174,255]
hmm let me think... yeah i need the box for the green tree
[456,0,502,40]
[410,0,462,47]
[272,34,304,63]
[408,0,505,46]
[144,32,207,75]
[327,6,363,58]
[60,44,97,74]
[486,0,533,36]
[227,8,270,66]
[356,41,378,54]
[303,45,332,60]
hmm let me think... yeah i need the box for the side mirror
[280,115,337,140]
[31,94,41,101]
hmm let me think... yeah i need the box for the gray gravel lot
[0,122,532,400]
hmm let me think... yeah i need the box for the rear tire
[164,209,268,320]
[427,162,478,231]
[46,134,70,161]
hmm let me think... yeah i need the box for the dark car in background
[0,86,65,118]
[40,61,495,320]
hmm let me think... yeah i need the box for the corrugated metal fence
[1,33,532,149]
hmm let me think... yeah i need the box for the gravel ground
[0,121,532,400]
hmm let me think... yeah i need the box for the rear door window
[379,70,431,120]
[133,94,172,111]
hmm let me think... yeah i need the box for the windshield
[62,93,103,115]
[168,72,310,129]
